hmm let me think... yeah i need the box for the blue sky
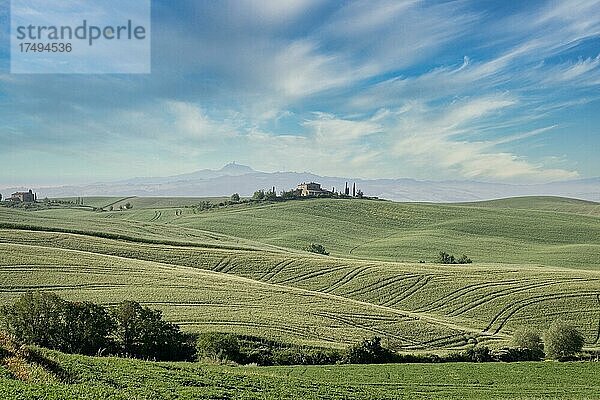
[0,0,599,186]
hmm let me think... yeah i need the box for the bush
[511,327,544,359]
[196,332,241,363]
[437,252,472,264]
[111,301,195,361]
[464,345,493,362]
[544,322,584,360]
[230,193,240,202]
[437,252,456,264]
[304,243,329,256]
[343,337,397,364]
[0,292,114,355]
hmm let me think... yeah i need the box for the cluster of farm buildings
[296,182,363,197]
[1,189,37,202]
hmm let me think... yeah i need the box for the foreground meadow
[1,347,599,400]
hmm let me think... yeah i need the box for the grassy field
[113,197,599,269]
[0,196,599,350]
[0,196,599,397]
[1,347,600,399]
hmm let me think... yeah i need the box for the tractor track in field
[448,278,599,317]
[323,266,372,294]
[313,311,421,345]
[413,279,527,313]
[595,294,600,344]
[403,333,469,349]
[485,292,600,335]
[382,276,432,307]
[259,260,295,282]
[342,274,418,297]
[149,211,162,222]
[274,266,349,285]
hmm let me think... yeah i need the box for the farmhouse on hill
[10,189,36,202]
[297,182,331,197]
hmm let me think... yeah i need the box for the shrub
[511,327,544,359]
[456,254,472,264]
[196,332,241,363]
[437,252,456,264]
[0,292,66,349]
[252,190,265,200]
[464,345,493,362]
[230,193,240,202]
[544,322,584,360]
[437,252,472,264]
[343,337,397,364]
[304,243,329,256]
[111,301,195,361]
[0,292,114,355]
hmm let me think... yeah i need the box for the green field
[1,196,599,397]
[2,348,600,399]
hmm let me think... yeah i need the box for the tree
[544,321,584,360]
[511,327,544,353]
[0,292,65,349]
[0,193,2,201]
[437,252,455,264]
[111,301,195,361]
[0,292,115,355]
[343,337,396,364]
[196,332,241,362]
[456,254,472,264]
[230,193,240,202]
[124,202,133,210]
[60,301,115,355]
[264,190,277,201]
[252,190,265,200]
[304,243,329,255]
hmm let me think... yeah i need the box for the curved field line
[403,333,469,350]
[212,256,231,272]
[258,259,293,282]
[484,292,599,335]
[265,260,297,283]
[313,311,421,345]
[274,266,348,285]
[382,276,431,307]
[595,294,600,344]
[178,319,340,343]
[448,278,597,317]
[323,266,372,294]
[413,279,527,313]
[343,274,418,297]
[101,196,136,209]
[0,283,131,292]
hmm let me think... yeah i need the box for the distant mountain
[1,164,598,202]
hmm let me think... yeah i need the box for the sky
[0,0,599,187]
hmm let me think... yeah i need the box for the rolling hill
[0,196,598,352]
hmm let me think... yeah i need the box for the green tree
[230,193,240,202]
[512,327,544,353]
[456,254,472,264]
[60,301,115,355]
[264,190,278,201]
[0,292,65,349]
[252,190,265,200]
[111,301,195,361]
[0,292,115,355]
[343,337,396,364]
[437,251,455,264]
[544,321,584,360]
[196,332,241,362]
[304,243,329,255]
